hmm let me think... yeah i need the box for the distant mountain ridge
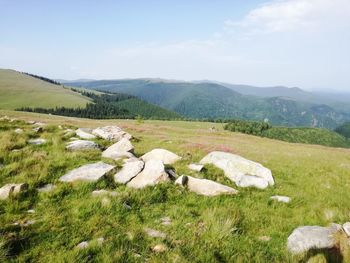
[65,78,350,129]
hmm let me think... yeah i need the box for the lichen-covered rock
[127,160,169,189]
[287,224,341,254]
[114,159,144,184]
[175,175,238,196]
[141,149,181,165]
[200,151,274,188]
[92,126,132,141]
[59,162,115,183]
[66,140,100,151]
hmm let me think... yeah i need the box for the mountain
[0,69,91,109]
[66,79,350,129]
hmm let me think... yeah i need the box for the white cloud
[226,0,350,34]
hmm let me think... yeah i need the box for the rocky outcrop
[200,151,274,189]
[0,183,28,200]
[141,149,181,165]
[59,162,115,183]
[92,126,132,141]
[127,160,170,189]
[175,175,238,196]
[114,159,144,184]
[287,224,341,254]
[76,128,96,139]
[66,140,100,151]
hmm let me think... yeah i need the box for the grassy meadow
[1,110,350,262]
[0,70,90,110]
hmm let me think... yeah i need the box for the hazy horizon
[1,0,350,92]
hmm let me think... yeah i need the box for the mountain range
[63,78,350,129]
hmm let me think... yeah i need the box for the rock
[102,138,134,160]
[141,148,181,165]
[236,175,269,189]
[127,160,170,189]
[59,162,115,183]
[258,236,271,242]
[200,151,274,188]
[37,184,56,193]
[63,128,74,136]
[26,120,36,124]
[28,138,47,145]
[342,222,350,237]
[165,169,177,180]
[92,189,118,197]
[0,183,28,200]
[287,224,341,254]
[152,244,167,253]
[144,228,166,238]
[175,175,238,196]
[114,159,144,184]
[188,163,204,172]
[92,126,132,141]
[14,128,23,134]
[160,217,172,226]
[27,209,35,213]
[270,195,291,203]
[69,137,79,141]
[76,241,89,249]
[33,126,43,133]
[66,140,100,151]
[76,128,96,139]
[0,116,10,121]
[34,122,46,127]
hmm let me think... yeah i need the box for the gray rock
[38,184,56,193]
[33,126,43,133]
[14,128,23,134]
[144,228,166,238]
[59,162,115,183]
[0,183,28,200]
[92,189,118,197]
[175,175,238,196]
[287,224,341,254]
[152,244,167,253]
[188,163,204,172]
[76,128,96,139]
[76,241,89,249]
[66,140,100,151]
[28,138,47,145]
[270,195,291,203]
[236,175,269,189]
[342,222,350,237]
[127,160,170,189]
[114,159,144,184]
[200,151,274,188]
[102,138,134,160]
[92,126,132,141]
[141,148,181,165]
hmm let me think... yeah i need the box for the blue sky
[1,0,349,91]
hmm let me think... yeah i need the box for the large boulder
[59,162,115,183]
[114,159,144,184]
[66,140,100,151]
[127,160,170,189]
[287,224,341,254]
[0,183,28,200]
[102,138,134,160]
[141,149,181,165]
[175,175,238,196]
[200,151,274,188]
[76,128,96,139]
[92,126,132,141]
[236,175,269,189]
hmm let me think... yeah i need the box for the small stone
[342,222,350,237]
[152,244,167,253]
[28,138,47,145]
[14,128,23,134]
[27,209,35,213]
[38,184,56,193]
[144,228,166,238]
[270,195,291,203]
[0,183,28,200]
[92,189,118,197]
[188,163,204,172]
[76,241,89,249]
[32,126,43,133]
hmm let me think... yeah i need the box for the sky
[0,0,350,91]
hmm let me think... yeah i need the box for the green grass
[0,69,91,110]
[1,110,350,262]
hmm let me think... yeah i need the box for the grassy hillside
[1,110,350,262]
[67,79,350,129]
[0,69,91,109]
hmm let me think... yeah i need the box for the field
[1,110,350,262]
[0,70,90,110]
